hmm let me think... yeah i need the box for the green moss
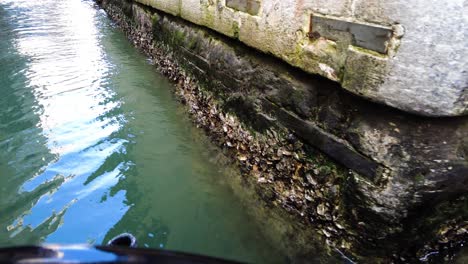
[341,49,387,96]
[186,35,198,49]
[414,174,425,184]
[199,2,215,28]
[293,43,304,60]
[350,45,387,58]
[232,23,240,39]
[289,40,341,79]
[178,0,182,16]
[151,13,160,25]
[172,29,186,45]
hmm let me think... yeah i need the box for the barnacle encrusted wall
[98,0,468,261]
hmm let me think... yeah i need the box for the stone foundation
[97,0,468,261]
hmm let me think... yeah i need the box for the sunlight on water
[1,0,129,246]
[0,0,289,263]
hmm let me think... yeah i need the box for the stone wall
[98,0,468,261]
[134,0,467,117]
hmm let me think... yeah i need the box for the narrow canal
[0,0,295,262]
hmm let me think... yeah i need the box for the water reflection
[0,0,288,263]
[1,0,129,245]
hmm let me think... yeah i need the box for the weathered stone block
[100,0,468,260]
[135,0,180,16]
[310,15,392,54]
[226,0,261,16]
[342,46,388,97]
[180,0,241,38]
[133,0,468,117]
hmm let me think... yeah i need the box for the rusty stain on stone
[306,31,320,40]
[309,14,393,54]
[226,0,261,16]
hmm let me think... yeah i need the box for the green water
[0,0,289,262]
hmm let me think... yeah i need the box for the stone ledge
[132,0,467,117]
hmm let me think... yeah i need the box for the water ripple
[0,0,294,263]
[0,0,127,245]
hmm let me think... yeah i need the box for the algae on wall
[137,0,466,117]
[98,0,468,261]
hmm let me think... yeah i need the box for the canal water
[0,0,292,262]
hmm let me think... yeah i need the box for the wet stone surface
[98,0,468,262]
